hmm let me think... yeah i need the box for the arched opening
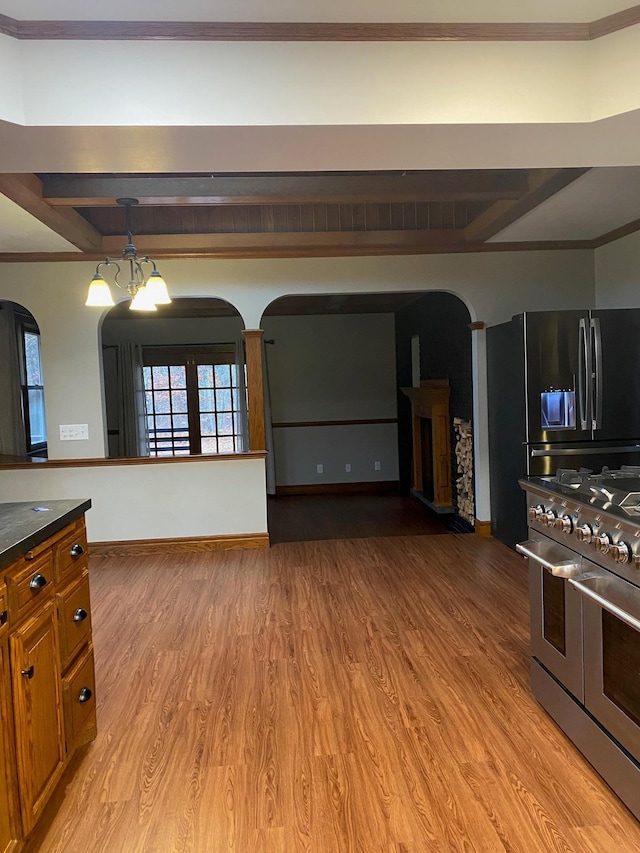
[260,291,473,543]
[0,300,47,460]
[101,297,247,458]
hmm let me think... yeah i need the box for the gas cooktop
[525,466,640,519]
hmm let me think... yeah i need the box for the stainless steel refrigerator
[487,310,640,547]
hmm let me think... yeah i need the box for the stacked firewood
[453,417,474,524]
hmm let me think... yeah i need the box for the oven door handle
[515,540,582,578]
[569,570,640,634]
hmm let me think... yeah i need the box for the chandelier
[85,197,171,311]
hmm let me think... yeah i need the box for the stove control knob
[611,542,630,564]
[575,524,593,543]
[554,514,573,534]
[541,510,556,527]
[529,505,544,521]
[593,532,612,554]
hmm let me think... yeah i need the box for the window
[19,323,47,453]
[142,346,244,456]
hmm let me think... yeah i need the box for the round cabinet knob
[541,510,556,527]
[70,543,84,557]
[29,573,48,590]
[593,532,612,554]
[78,687,93,703]
[554,515,573,534]
[576,524,593,543]
[611,542,631,564]
[529,505,544,521]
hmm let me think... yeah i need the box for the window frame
[17,318,47,455]
[142,344,242,457]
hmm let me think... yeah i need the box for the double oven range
[519,467,640,819]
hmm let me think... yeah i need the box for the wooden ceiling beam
[463,168,590,244]
[42,172,530,207]
[100,229,467,256]
[0,173,103,252]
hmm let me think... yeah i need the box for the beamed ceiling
[3,166,628,262]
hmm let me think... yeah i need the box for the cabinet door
[0,610,21,853]
[10,600,66,837]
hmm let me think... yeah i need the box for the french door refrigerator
[487,309,640,548]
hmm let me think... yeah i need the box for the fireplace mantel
[401,380,453,513]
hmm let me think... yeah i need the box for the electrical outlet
[374,460,381,471]
[345,463,351,473]
[59,424,89,441]
[316,464,324,474]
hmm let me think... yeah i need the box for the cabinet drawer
[57,572,92,670]
[62,645,96,752]
[54,523,88,585]
[6,551,54,624]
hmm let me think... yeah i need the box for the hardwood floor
[267,494,450,543]
[24,534,640,852]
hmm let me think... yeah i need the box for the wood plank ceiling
[0,168,592,262]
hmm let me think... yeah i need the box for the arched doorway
[100,297,246,458]
[261,291,473,543]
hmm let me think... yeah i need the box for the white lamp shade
[130,286,157,312]
[145,270,171,304]
[85,275,115,307]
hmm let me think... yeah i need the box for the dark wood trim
[0,237,594,264]
[15,17,640,42]
[272,418,397,429]
[474,519,492,537]
[468,321,486,331]
[242,330,266,452]
[89,532,269,557]
[0,450,267,470]
[42,171,530,206]
[464,168,589,244]
[0,174,102,253]
[590,5,640,38]
[590,216,640,248]
[1,10,639,42]
[275,481,400,496]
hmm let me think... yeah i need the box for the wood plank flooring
[24,534,640,852]
[267,494,449,543]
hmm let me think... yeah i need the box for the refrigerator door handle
[578,318,590,430]
[590,317,603,430]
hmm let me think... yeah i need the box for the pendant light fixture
[85,198,171,310]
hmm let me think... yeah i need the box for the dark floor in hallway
[267,493,451,544]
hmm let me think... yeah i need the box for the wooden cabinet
[10,601,65,835]
[0,509,96,851]
[0,586,21,853]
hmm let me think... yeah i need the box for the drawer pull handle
[73,608,88,623]
[70,544,84,557]
[24,550,35,561]
[78,687,92,703]
[0,610,7,626]
[29,574,48,590]
[21,666,34,679]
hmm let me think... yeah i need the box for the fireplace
[401,380,453,513]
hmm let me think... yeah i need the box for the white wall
[0,249,595,527]
[262,313,398,486]
[595,231,640,308]
[0,457,267,543]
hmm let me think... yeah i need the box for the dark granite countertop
[0,499,91,571]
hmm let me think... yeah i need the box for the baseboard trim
[474,519,492,537]
[90,532,270,557]
[275,481,400,496]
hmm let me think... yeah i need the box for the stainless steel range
[519,466,640,819]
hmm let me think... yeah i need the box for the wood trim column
[242,330,266,452]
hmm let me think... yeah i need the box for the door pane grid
[144,365,190,456]
[144,359,242,456]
